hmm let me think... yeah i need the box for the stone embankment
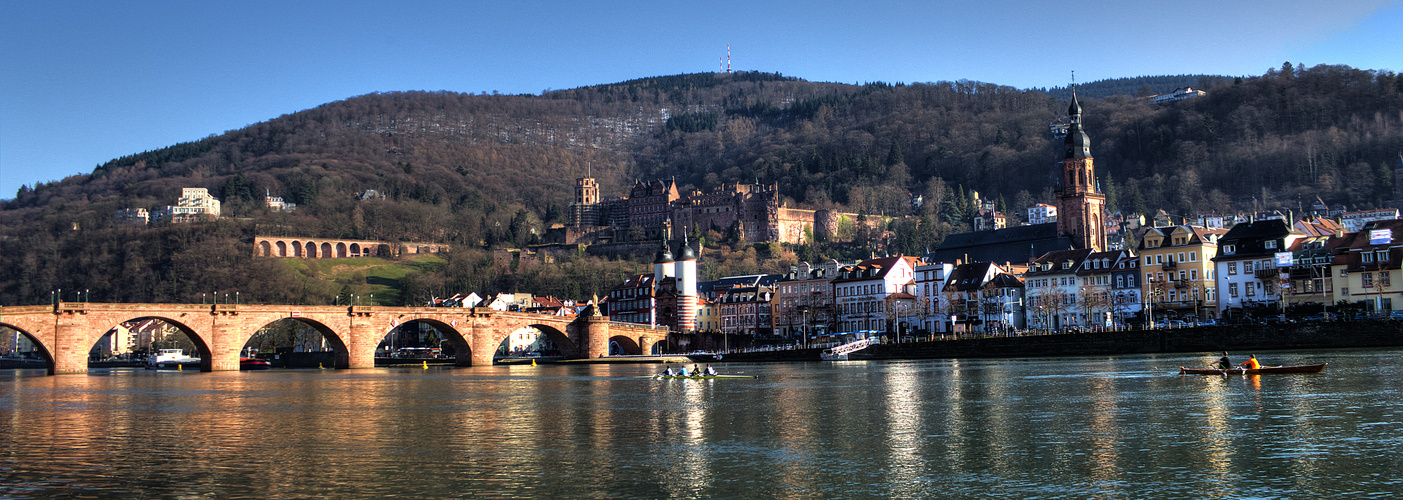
[720,321,1403,362]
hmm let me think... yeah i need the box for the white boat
[146,349,200,371]
[820,338,878,361]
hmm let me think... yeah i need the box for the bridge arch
[384,317,470,366]
[335,242,347,258]
[245,317,352,369]
[526,323,578,358]
[0,322,55,373]
[94,315,213,370]
[609,335,641,355]
[320,242,332,258]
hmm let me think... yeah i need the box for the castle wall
[777,208,816,244]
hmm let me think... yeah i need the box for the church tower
[1056,92,1108,252]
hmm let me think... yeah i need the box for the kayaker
[704,365,717,376]
[1240,354,1260,370]
[1215,352,1232,370]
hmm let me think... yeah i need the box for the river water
[2,349,1400,499]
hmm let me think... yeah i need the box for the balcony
[1255,269,1280,279]
[1163,260,1178,269]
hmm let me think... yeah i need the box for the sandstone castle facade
[558,177,866,245]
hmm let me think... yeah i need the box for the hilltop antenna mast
[727,44,731,73]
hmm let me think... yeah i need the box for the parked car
[1301,312,1338,322]
[1390,310,1403,320]
[1193,319,1216,327]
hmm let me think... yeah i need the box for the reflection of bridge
[1,303,671,375]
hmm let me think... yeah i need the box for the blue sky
[2,0,1400,199]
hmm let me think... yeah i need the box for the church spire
[1065,88,1090,159]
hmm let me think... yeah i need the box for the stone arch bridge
[1,303,672,375]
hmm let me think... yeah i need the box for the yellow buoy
[318,363,323,369]
[177,364,182,371]
[422,361,428,369]
[531,359,537,367]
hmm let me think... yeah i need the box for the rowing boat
[1178,363,1327,375]
[638,375,758,380]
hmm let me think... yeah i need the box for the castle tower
[1056,92,1108,252]
[569,176,601,227]
[674,236,699,331]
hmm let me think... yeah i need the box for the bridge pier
[468,324,501,366]
[582,317,609,359]
[208,310,243,371]
[638,335,659,356]
[53,310,90,375]
[347,319,378,369]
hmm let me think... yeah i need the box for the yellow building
[1332,220,1403,314]
[695,298,720,332]
[1137,225,1227,322]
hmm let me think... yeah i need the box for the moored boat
[146,349,200,371]
[240,357,272,370]
[1179,363,1327,375]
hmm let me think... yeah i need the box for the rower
[678,366,691,376]
[662,366,675,377]
[1240,354,1260,370]
[1216,352,1232,370]
[704,364,717,376]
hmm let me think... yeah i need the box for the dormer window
[1265,240,1277,249]
[1223,244,1236,255]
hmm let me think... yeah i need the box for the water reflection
[2,350,1401,498]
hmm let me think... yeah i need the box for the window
[1189,252,1196,262]
[1229,283,1239,297]
[1145,256,1153,266]
[1146,272,1153,283]
[1363,272,1374,288]
[1224,244,1236,255]
[1156,255,1164,265]
[1363,252,1375,263]
[1116,276,1124,288]
[1383,272,1392,288]
[1178,252,1185,262]
[1228,262,1237,275]
[1265,240,1277,249]
[1246,283,1256,296]
[1179,270,1186,281]
[1245,261,1254,273]
[1190,269,1198,280]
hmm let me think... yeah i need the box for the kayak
[1178,363,1327,375]
[639,375,758,380]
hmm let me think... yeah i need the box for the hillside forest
[2,63,1401,306]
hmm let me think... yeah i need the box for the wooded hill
[3,64,1401,306]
